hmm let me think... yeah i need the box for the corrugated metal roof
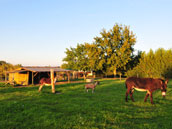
[22,66,71,72]
[6,70,28,73]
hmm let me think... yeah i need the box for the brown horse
[85,81,99,93]
[125,77,168,104]
[38,77,57,92]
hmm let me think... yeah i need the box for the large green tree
[62,47,77,70]
[89,24,136,77]
[62,43,90,79]
[63,44,90,71]
[62,24,137,78]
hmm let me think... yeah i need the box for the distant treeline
[127,48,172,79]
[0,61,21,81]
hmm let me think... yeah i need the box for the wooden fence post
[51,69,55,93]
[32,72,34,85]
[73,71,75,80]
[27,72,29,85]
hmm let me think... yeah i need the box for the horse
[85,81,99,93]
[125,77,168,104]
[38,77,57,92]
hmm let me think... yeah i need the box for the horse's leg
[149,92,154,104]
[86,88,88,92]
[125,88,131,102]
[38,85,44,92]
[130,88,135,102]
[144,92,150,102]
[92,88,94,93]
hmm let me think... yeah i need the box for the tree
[0,61,21,81]
[62,44,90,79]
[62,47,77,70]
[75,44,90,72]
[126,48,172,79]
[62,23,137,78]
[85,43,107,75]
[90,24,136,77]
[126,50,142,73]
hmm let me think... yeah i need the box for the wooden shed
[6,66,71,85]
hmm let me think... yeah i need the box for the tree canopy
[62,43,89,72]
[62,24,138,77]
[90,24,136,76]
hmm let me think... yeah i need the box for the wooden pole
[12,73,14,85]
[114,67,116,78]
[27,72,29,85]
[32,72,34,85]
[51,69,55,93]
[56,72,58,80]
[73,71,75,80]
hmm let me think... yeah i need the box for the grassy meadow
[0,79,172,129]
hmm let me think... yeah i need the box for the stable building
[6,66,72,85]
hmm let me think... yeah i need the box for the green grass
[0,79,172,129]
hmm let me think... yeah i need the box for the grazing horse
[38,77,57,92]
[125,77,168,104]
[85,81,99,93]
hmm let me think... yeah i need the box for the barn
[6,66,72,85]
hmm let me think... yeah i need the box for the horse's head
[160,79,168,97]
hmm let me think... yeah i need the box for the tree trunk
[32,72,34,85]
[83,71,86,80]
[114,67,117,78]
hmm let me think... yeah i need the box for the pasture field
[0,79,172,129]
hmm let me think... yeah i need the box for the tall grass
[0,80,172,129]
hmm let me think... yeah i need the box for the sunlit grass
[0,79,172,128]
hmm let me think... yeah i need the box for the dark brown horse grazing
[125,77,168,104]
[38,77,57,92]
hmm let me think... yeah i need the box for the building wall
[9,72,29,85]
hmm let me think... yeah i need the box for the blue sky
[0,0,172,66]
